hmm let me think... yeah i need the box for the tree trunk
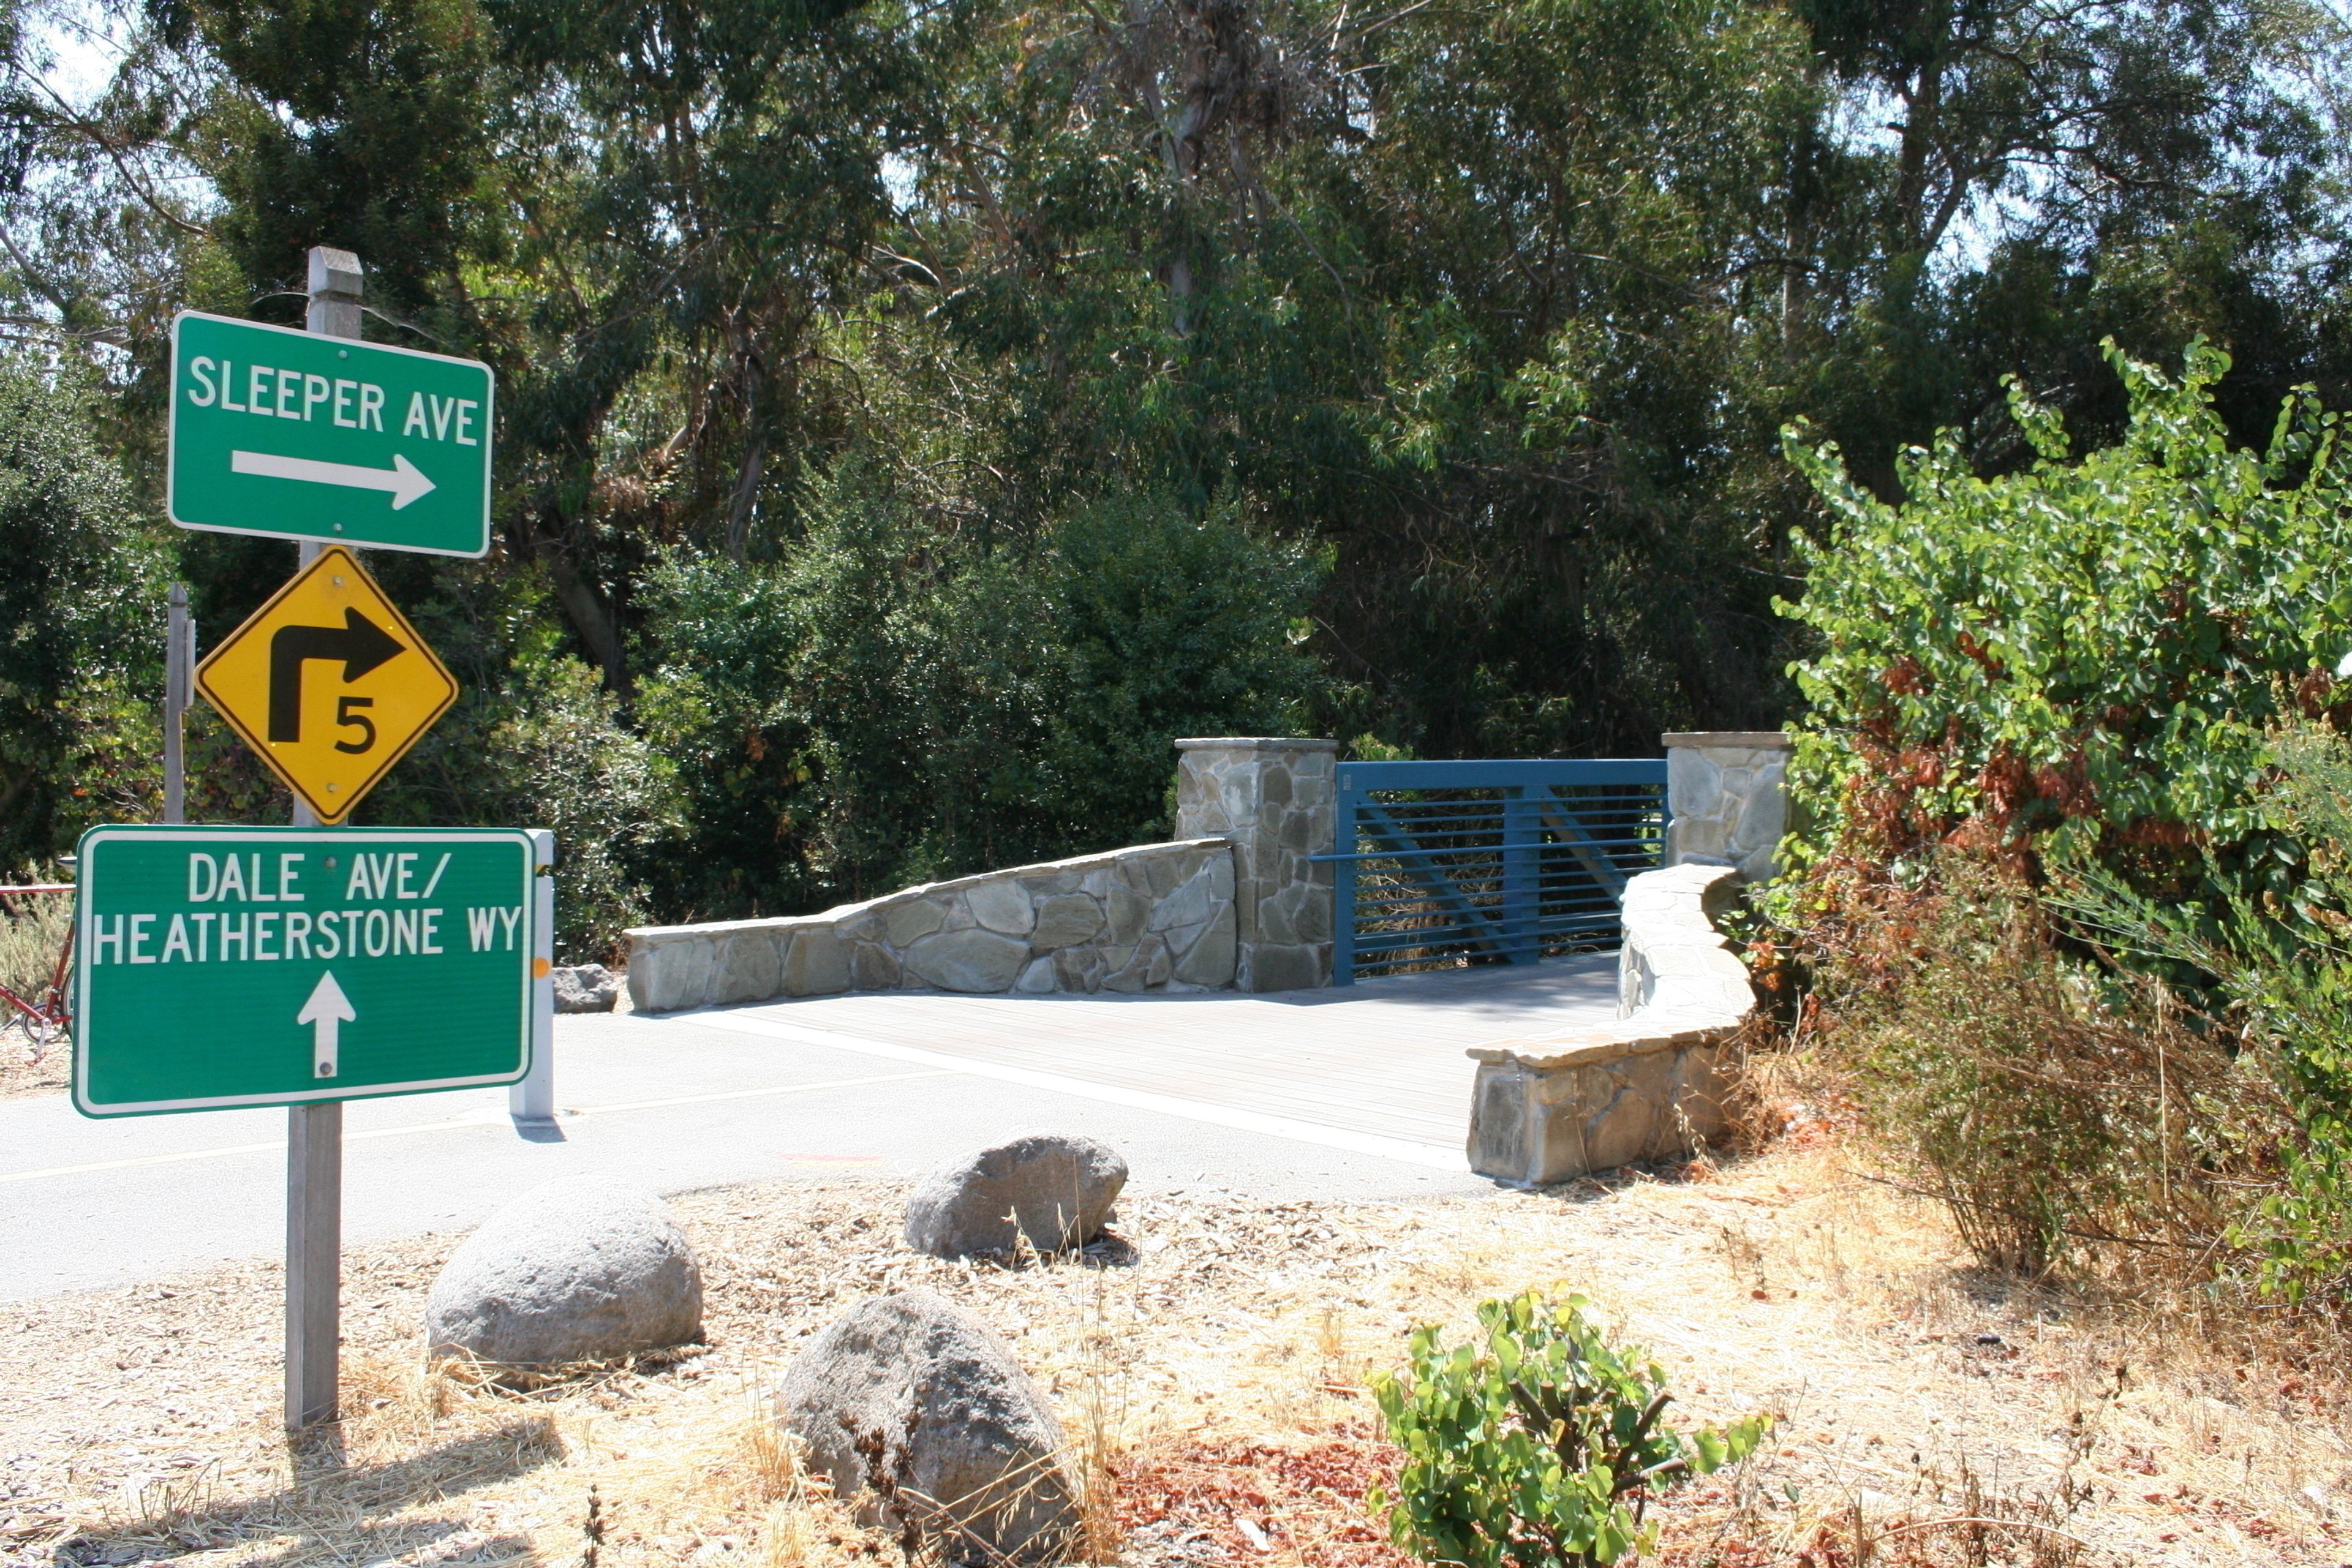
[545,545,632,696]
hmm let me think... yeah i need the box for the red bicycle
[0,883,74,1054]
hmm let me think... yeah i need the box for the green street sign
[73,825,538,1117]
[167,311,496,557]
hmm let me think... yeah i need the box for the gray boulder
[424,1178,703,1366]
[778,1291,1076,1565]
[552,963,620,1013]
[904,1134,1127,1259]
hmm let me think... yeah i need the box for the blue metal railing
[1316,758,1669,984]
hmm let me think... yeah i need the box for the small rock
[551,963,620,1013]
[424,1177,703,1366]
[903,1133,1127,1259]
[778,1290,1077,1565]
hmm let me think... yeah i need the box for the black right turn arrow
[268,609,404,742]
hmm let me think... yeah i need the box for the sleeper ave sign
[168,309,495,556]
[74,826,538,1116]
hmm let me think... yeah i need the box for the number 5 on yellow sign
[194,544,459,824]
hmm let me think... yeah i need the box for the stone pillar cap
[1172,736,1339,752]
[1660,731,1792,750]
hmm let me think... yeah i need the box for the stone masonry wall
[1465,863,1753,1186]
[1663,731,1790,882]
[625,839,1236,1012]
[1172,738,1336,992]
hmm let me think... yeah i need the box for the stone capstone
[551,963,620,1013]
[778,1290,1077,1565]
[424,1178,703,1366]
[903,1134,1128,1258]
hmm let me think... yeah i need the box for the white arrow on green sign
[72,824,539,1117]
[168,310,495,557]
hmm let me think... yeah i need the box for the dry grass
[1,1142,2346,1568]
[0,894,72,1101]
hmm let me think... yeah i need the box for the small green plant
[1370,1292,1770,1567]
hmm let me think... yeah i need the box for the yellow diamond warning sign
[196,545,458,823]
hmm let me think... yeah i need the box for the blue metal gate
[1319,758,1670,984]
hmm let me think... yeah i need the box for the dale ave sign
[74,825,538,1117]
[168,310,496,556]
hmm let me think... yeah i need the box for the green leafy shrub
[1370,1292,1768,1567]
[1777,339,2352,913]
[0,362,170,870]
[1778,342,2352,1301]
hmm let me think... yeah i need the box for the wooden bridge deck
[662,953,1622,1164]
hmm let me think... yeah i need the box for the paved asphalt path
[0,1002,1509,1302]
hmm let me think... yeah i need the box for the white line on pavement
[0,1069,956,1187]
[640,1009,1472,1172]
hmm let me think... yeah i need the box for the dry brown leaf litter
[0,1145,2345,1568]
[0,1035,68,1101]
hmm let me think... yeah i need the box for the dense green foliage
[637,478,1321,914]
[0,0,2347,948]
[1781,342,2352,908]
[1782,349,2352,1305]
[1371,1292,1768,1567]
[0,364,168,867]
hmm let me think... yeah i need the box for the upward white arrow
[298,970,356,1079]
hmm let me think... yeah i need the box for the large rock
[552,963,621,1012]
[904,1134,1127,1259]
[424,1178,703,1366]
[903,927,1031,992]
[778,1291,1076,1564]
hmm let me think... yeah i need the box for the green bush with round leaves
[1371,1291,1769,1567]
[1777,339,2352,911]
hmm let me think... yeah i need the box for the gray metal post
[285,243,364,1431]
[284,1097,341,1429]
[306,246,363,338]
[509,829,557,1129]
[164,584,190,826]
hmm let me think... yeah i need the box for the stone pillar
[1662,731,1792,882]
[1174,737,1337,992]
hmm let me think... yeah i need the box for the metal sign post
[288,249,352,1431]
[126,246,521,1434]
[164,586,192,827]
